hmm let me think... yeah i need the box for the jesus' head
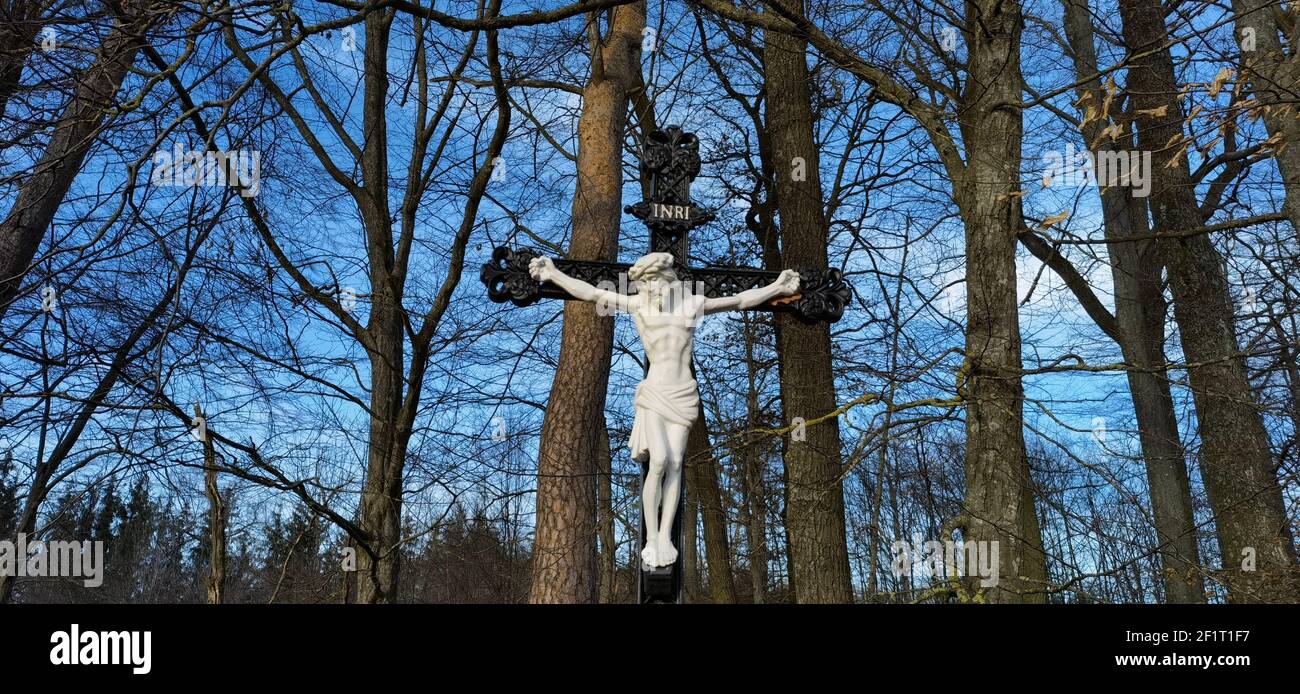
[629,252,679,310]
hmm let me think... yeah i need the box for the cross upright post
[480,126,853,604]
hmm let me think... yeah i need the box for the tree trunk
[865,404,893,598]
[761,0,854,604]
[954,0,1049,603]
[739,441,769,603]
[351,9,408,604]
[1116,239,1207,603]
[739,319,769,603]
[1060,0,1204,603]
[1230,0,1300,233]
[686,401,737,603]
[596,416,617,603]
[0,0,45,123]
[1119,0,1300,602]
[1267,310,1300,452]
[529,2,644,603]
[0,453,52,603]
[682,473,700,601]
[197,404,227,604]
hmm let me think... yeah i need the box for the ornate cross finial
[641,126,699,204]
[625,126,715,264]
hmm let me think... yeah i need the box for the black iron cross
[479,126,853,603]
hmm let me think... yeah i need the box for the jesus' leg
[640,419,672,567]
[653,421,692,566]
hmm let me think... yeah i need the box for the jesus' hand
[774,269,801,295]
[528,256,557,283]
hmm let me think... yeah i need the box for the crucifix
[480,126,852,603]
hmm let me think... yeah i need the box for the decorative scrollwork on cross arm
[481,246,641,307]
[786,266,853,324]
[481,246,543,306]
[683,265,853,323]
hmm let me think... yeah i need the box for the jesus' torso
[630,290,705,385]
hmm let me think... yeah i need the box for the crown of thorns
[628,252,677,282]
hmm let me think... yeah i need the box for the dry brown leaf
[1208,67,1233,99]
[1164,143,1189,168]
[1090,123,1124,149]
[1080,104,1100,127]
[1038,211,1069,229]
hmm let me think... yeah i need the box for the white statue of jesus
[529,252,800,567]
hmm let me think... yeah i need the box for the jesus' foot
[655,538,678,566]
[641,542,659,567]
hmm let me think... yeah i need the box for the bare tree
[1034,0,1205,603]
[759,0,854,603]
[1119,0,1299,602]
[528,2,644,604]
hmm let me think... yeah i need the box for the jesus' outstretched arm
[700,268,801,314]
[529,256,633,314]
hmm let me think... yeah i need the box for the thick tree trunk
[1116,241,1208,603]
[762,0,854,604]
[355,332,406,604]
[954,0,1049,603]
[1119,0,1300,602]
[352,9,409,604]
[1060,0,1204,603]
[686,401,737,603]
[529,3,644,603]
[0,0,150,319]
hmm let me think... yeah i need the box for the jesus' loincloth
[628,379,700,463]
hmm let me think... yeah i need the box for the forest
[1,0,1298,604]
